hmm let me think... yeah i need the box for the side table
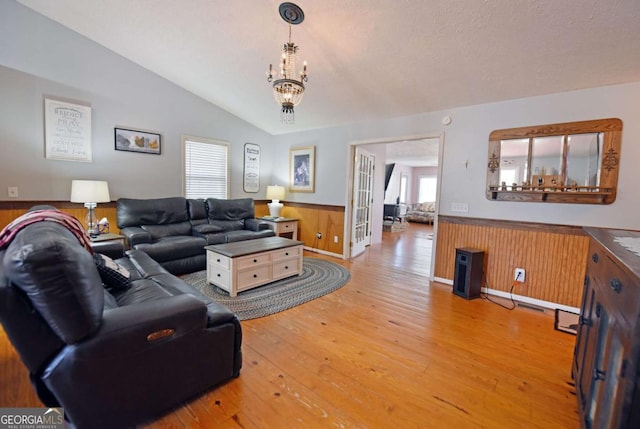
[259,217,299,240]
[90,233,126,259]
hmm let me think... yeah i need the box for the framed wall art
[243,143,260,193]
[289,145,315,193]
[44,97,92,162]
[114,127,161,155]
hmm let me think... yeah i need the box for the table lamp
[70,180,111,237]
[265,185,285,218]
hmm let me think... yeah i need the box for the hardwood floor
[0,222,579,428]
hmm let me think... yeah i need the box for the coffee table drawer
[237,253,271,270]
[272,246,300,260]
[273,257,301,280]
[208,268,230,289]
[208,252,230,269]
[237,265,272,290]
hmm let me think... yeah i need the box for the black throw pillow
[93,253,132,291]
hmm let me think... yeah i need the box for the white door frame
[344,132,445,280]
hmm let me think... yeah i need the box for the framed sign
[243,143,260,193]
[114,127,161,155]
[289,145,315,193]
[44,98,92,162]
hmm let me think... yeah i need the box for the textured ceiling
[17,0,640,136]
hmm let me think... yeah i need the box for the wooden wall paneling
[435,216,589,307]
[288,206,318,248]
[317,209,344,254]
[0,203,118,233]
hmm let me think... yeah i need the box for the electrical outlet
[514,268,525,283]
[333,235,339,243]
[451,202,468,212]
[7,187,18,198]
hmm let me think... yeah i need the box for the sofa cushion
[209,219,245,232]
[112,279,173,306]
[225,229,275,243]
[93,253,132,291]
[187,199,208,223]
[206,198,254,221]
[2,222,104,344]
[141,221,192,240]
[117,197,189,228]
[134,236,207,262]
[192,223,223,234]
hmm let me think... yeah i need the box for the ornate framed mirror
[486,118,622,204]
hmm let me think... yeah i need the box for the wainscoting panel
[0,202,118,233]
[434,216,589,308]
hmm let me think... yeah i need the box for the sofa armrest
[120,226,151,247]
[245,218,270,232]
[75,295,207,356]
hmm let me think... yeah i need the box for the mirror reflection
[531,136,563,187]
[566,133,602,187]
[487,118,622,204]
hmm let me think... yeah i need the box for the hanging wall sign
[44,97,92,162]
[243,143,260,193]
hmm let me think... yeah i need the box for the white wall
[0,1,273,201]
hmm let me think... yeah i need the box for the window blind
[184,139,228,199]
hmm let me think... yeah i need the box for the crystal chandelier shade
[267,3,308,124]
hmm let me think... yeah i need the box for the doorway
[345,134,443,280]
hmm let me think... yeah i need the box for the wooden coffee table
[205,236,303,297]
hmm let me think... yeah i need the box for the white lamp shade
[265,185,285,201]
[70,180,111,203]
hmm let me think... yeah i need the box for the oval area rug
[180,258,350,320]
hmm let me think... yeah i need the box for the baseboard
[430,276,580,313]
[304,246,344,259]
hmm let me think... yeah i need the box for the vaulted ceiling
[17,0,640,136]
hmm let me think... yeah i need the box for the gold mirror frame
[486,118,622,204]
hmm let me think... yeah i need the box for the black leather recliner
[202,198,275,243]
[117,197,275,275]
[0,220,242,429]
[117,197,207,275]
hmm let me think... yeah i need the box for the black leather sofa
[0,219,242,429]
[117,197,274,275]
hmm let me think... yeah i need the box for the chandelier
[267,2,308,124]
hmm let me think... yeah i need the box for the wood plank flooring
[0,222,579,428]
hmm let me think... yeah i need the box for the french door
[351,147,375,257]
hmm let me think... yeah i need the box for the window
[418,176,437,203]
[183,136,229,199]
[400,175,408,204]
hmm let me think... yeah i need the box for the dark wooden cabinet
[573,228,640,429]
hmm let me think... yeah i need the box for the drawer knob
[217,258,221,263]
[285,252,289,256]
[217,273,221,277]
[591,253,599,263]
[253,259,258,263]
[253,274,258,278]
[610,278,622,293]
[285,266,289,270]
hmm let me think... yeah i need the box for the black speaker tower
[453,248,484,299]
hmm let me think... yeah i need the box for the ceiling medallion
[267,2,308,124]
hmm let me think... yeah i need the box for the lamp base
[268,201,283,218]
[83,203,99,237]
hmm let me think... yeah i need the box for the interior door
[351,147,375,257]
